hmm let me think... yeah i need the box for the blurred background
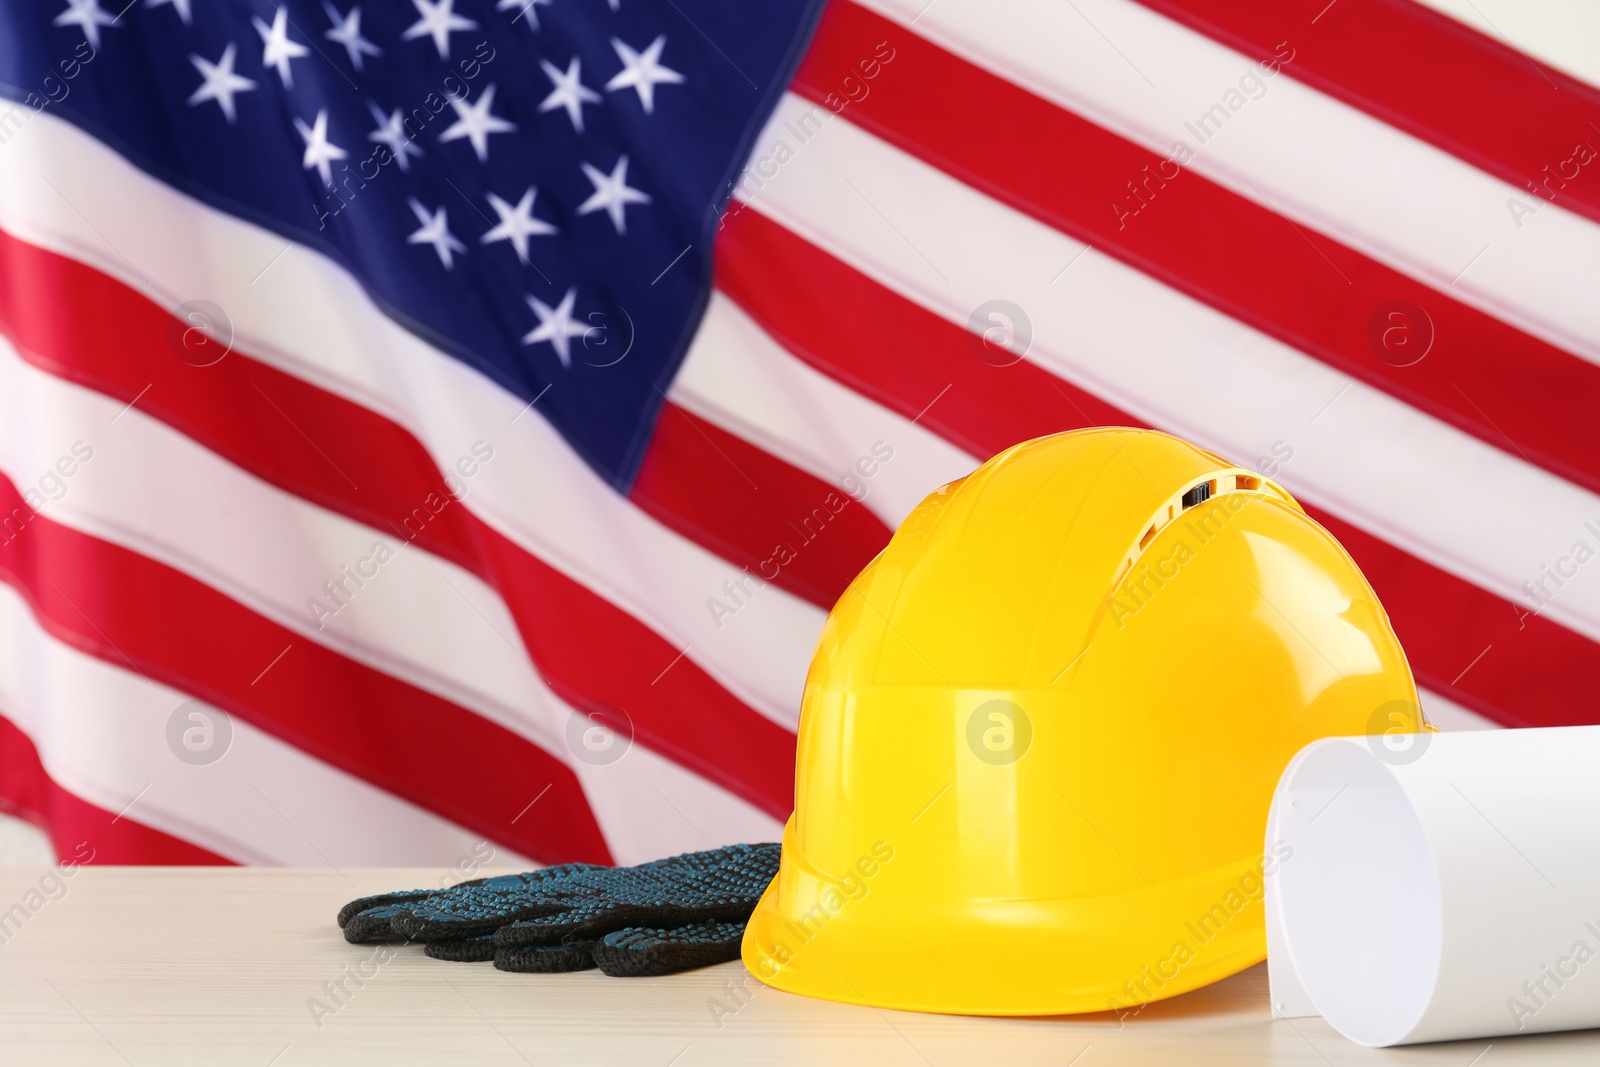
[0,0,1595,868]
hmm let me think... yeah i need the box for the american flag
[0,0,1593,867]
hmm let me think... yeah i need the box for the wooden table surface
[1,867,1595,1065]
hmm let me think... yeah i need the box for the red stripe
[1131,0,1600,227]
[633,401,891,608]
[1308,513,1600,729]
[472,529,796,818]
[715,204,1128,458]
[715,204,1600,730]
[0,241,484,582]
[0,471,613,866]
[0,225,795,821]
[792,2,1600,499]
[0,715,231,865]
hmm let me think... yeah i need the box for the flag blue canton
[0,0,824,487]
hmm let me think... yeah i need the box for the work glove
[336,842,779,976]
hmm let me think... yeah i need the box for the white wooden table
[1,867,1595,1065]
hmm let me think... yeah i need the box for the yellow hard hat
[742,427,1420,1015]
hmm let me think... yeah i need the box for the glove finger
[338,890,442,934]
[591,920,747,977]
[391,893,582,942]
[388,870,609,942]
[492,917,561,949]
[424,935,497,963]
[342,901,427,943]
[487,843,782,945]
[337,868,576,936]
[494,939,597,974]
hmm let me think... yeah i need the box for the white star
[540,57,601,133]
[253,8,310,88]
[497,0,552,31]
[482,187,558,262]
[402,0,478,61]
[522,288,588,368]
[367,102,424,171]
[605,35,684,114]
[145,0,192,26]
[407,199,467,269]
[187,44,257,124]
[324,3,382,71]
[577,155,651,235]
[54,0,118,50]
[294,109,348,188]
[439,83,517,163]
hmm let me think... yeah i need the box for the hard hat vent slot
[1113,470,1274,592]
[1181,481,1214,509]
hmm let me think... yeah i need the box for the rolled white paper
[1265,726,1600,1047]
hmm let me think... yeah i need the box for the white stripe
[0,345,782,853]
[0,109,819,731]
[0,582,522,867]
[738,94,1600,645]
[855,0,1600,368]
[0,815,53,865]
[1410,0,1600,90]
[1419,689,1502,732]
[572,743,785,866]
[672,293,977,529]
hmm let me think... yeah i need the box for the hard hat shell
[742,428,1420,1016]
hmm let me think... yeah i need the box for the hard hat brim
[741,818,1270,1017]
